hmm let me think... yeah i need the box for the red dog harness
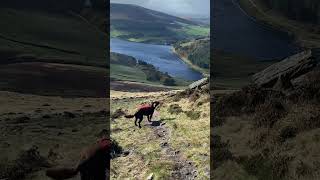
[97,138,111,151]
[138,104,152,110]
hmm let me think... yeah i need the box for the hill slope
[110,82,210,179]
[111,3,210,44]
[0,6,108,97]
[173,38,210,74]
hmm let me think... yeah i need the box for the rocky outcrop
[188,77,209,89]
[252,50,318,89]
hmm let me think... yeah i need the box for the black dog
[125,101,160,128]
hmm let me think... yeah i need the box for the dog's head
[152,101,160,108]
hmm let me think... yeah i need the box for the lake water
[110,38,203,81]
[213,0,301,60]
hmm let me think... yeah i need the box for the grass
[212,71,320,179]
[238,0,320,48]
[181,25,210,37]
[0,91,109,180]
[0,8,107,66]
[110,64,148,83]
[110,5,210,45]
[110,89,210,179]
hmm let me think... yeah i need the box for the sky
[110,0,210,18]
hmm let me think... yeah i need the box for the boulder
[252,50,317,89]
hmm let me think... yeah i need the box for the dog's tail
[124,114,135,118]
[46,167,78,179]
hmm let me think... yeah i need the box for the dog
[125,101,160,128]
[46,138,111,180]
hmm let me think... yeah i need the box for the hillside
[110,3,210,44]
[211,49,273,89]
[173,38,210,75]
[238,0,320,48]
[261,0,320,24]
[110,81,210,179]
[0,91,109,180]
[110,52,190,92]
[212,50,320,179]
[0,5,108,97]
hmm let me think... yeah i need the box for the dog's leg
[138,117,143,128]
[148,114,153,122]
[134,116,138,126]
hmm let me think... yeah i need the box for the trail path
[150,121,197,180]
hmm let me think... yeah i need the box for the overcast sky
[110,0,210,18]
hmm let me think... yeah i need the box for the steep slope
[212,50,320,179]
[111,3,210,44]
[238,0,320,48]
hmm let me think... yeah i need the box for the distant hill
[111,3,210,44]
[173,38,210,74]
[1,0,106,12]
[110,52,178,86]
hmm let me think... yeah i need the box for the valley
[109,2,210,179]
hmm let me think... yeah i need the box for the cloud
[110,0,210,17]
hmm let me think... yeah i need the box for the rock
[188,77,209,89]
[122,151,130,156]
[147,173,154,180]
[252,50,317,89]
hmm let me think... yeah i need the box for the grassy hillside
[111,85,210,179]
[0,8,107,66]
[110,52,189,88]
[261,0,320,24]
[0,7,108,97]
[173,38,210,75]
[212,69,320,179]
[0,91,109,180]
[110,3,210,44]
[238,0,320,48]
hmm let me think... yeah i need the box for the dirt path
[150,122,197,179]
[111,92,199,179]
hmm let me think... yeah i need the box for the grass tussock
[212,69,320,179]
[0,146,51,180]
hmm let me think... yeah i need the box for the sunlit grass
[110,91,210,179]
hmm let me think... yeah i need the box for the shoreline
[171,47,209,77]
[237,0,320,49]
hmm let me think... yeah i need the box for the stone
[147,173,154,180]
[252,50,317,88]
